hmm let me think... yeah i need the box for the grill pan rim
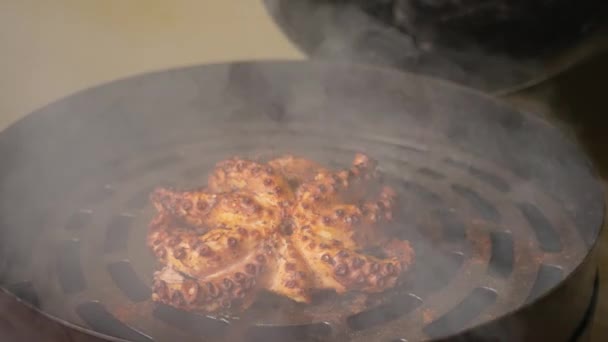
[0,60,603,341]
[0,287,129,342]
[421,207,605,341]
[3,58,597,139]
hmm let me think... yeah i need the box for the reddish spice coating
[227,237,238,248]
[171,291,186,306]
[154,280,168,296]
[385,263,395,275]
[182,200,193,211]
[182,280,199,303]
[147,153,414,314]
[337,250,349,258]
[173,248,187,259]
[155,247,167,258]
[167,236,181,247]
[223,278,234,290]
[206,283,221,298]
[334,264,349,277]
[352,257,365,269]
[197,201,208,210]
[245,264,257,275]
[234,272,247,283]
[244,278,256,290]
[234,288,246,299]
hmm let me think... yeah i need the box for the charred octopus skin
[148,153,414,314]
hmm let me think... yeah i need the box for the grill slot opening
[127,186,156,210]
[434,209,466,240]
[451,184,500,223]
[153,303,228,338]
[246,323,332,342]
[526,264,564,303]
[65,210,93,231]
[399,181,442,206]
[424,287,498,338]
[518,203,562,253]
[86,184,115,203]
[104,214,134,253]
[7,281,40,307]
[488,232,514,278]
[347,293,422,331]
[444,158,510,192]
[57,239,86,294]
[410,251,465,294]
[107,261,150,302]
[417,167,444,179]
[76,301,152,342]
[467,167,510,193]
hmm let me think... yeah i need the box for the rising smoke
[264,0,547,92]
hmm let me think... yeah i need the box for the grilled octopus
[147,153,414,314]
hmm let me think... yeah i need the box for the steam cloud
[264,0,545,92]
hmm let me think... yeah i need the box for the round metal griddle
[262,0,608,95]
[0,61,603,342]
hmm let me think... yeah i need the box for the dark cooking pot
[355,0,608,57]
[264,0,608,93]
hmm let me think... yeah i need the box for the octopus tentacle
[149,216,268,279]
[267,155,326,186]
[293,186,398,249]
[296,153,382,209]
[266,239,313,303]
[153,251,268,313]
[207,158,295,205]
[293,234,413,294]
[151,188,282,230]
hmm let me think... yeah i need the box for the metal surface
[0,61,603,341]
[570,272,600,342]
[262,0,608,95]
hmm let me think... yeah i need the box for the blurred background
[0,0,606,340]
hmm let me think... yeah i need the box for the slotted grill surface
[5,135,588,342]
[0,61,602,342]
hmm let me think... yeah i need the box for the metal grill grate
[2,133,589,342]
